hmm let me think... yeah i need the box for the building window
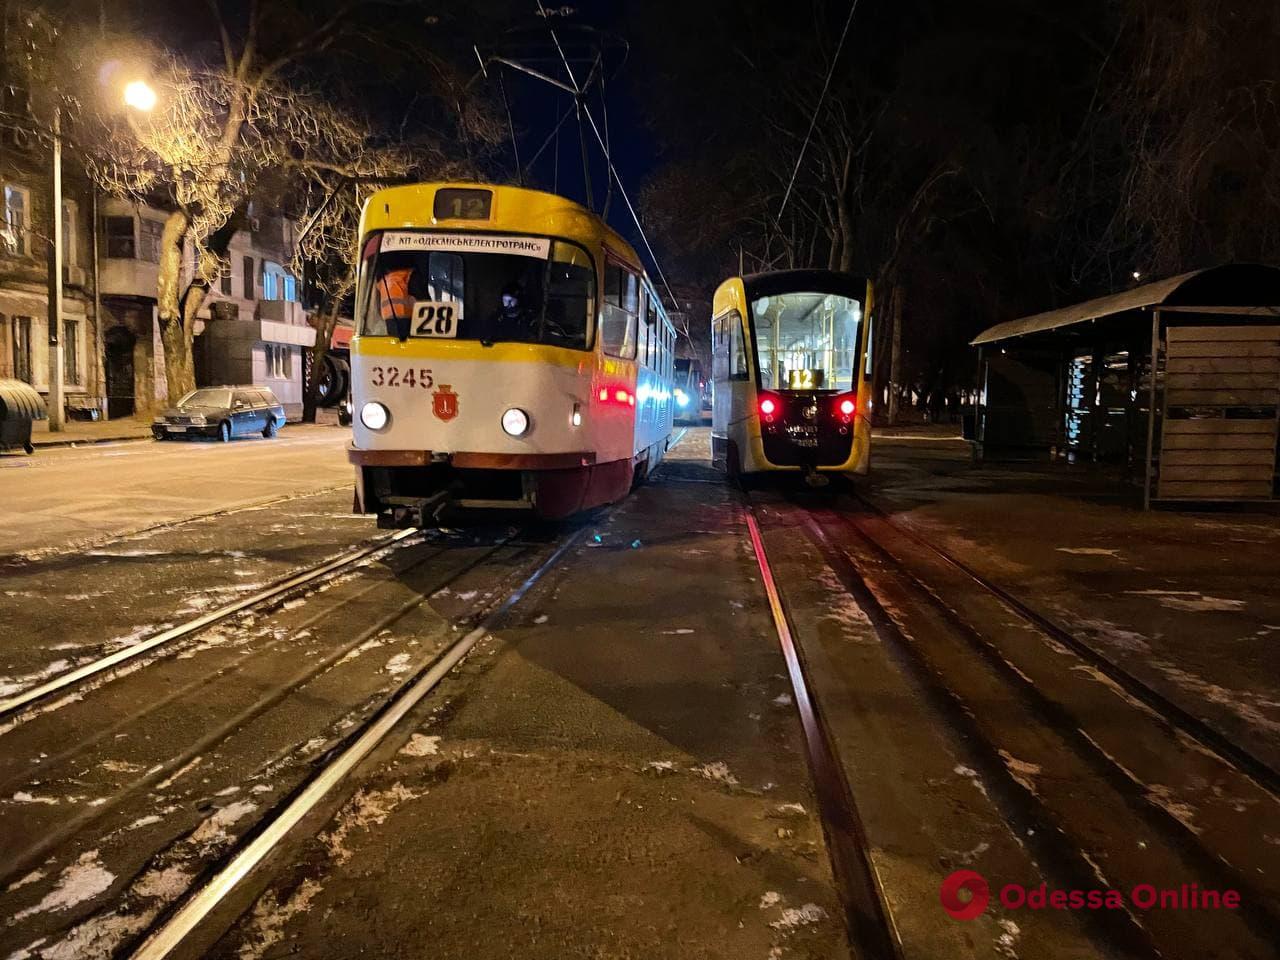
[62,199,78,267]
[138,218,164,263]
[219,260,232,296]
[12,316,32,383]
[3,184,31,256]
[265,343,291,379]
[262,268,279,301]
[63,319,80,385]
[284,274,297,302]
[105,216,135,258]
[242,255,255,300]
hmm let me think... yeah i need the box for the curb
[29,433,153,450]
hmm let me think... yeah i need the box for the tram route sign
[380,231,551,259]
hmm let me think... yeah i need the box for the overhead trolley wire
[534,0,680,319]
[776,0,861,224]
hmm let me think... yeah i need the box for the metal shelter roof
[970,270,1207,346]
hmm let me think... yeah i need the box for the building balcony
[256,298,304,326]
[98,256,160,300]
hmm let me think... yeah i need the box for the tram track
[747,487,1280,959]
[844,490,1280,800]
[743,506,904,960]
[124,528,583,960]
[0,522,581,960]
[0,526,419,725]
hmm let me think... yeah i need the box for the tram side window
[545,241,595,350]
[727,309,749,380]
[602,264,638,359]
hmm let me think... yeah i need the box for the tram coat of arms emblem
[431,384,459,422]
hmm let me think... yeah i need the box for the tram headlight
[501,407,530,437]
[360,401,390,430]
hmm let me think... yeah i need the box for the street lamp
[123,79,157,112]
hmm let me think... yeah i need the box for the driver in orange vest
[377,266,415,332]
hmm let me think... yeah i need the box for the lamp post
[45,105,64,431]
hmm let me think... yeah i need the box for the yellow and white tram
[711,269,873,479]
[349,183,677,524]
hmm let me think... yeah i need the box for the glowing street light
[123,79,157,112]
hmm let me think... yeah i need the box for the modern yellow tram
[348,183,677,524]
[711,269,874,480]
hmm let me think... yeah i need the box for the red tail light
[758,394,779,418]
[835,393,856,423]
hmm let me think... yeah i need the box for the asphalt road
[0,426,354,557]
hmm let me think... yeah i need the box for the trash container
[0,379,48,454]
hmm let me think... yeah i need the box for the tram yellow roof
[360,182,643,271]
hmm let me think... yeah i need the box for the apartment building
[97,202,314,419]
[0,153,100,417]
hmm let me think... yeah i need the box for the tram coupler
[803,469,830,488]
[379,491,452,529]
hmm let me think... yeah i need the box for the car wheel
[219,420,232,442]
[263,417,279,438]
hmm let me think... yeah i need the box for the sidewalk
[29,417,154,448]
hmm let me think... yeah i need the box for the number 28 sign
[411,301,461,338]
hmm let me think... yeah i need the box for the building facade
[0,151,100,418]
[95,203,314,419]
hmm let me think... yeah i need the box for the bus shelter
[970,264,1280,508]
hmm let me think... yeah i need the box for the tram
[673,357,711,425]
[348,183,677,525]
[710,269,873,480]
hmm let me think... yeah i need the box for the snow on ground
[12,851,114,921]
[1123,589,1245,612]
[323,783,422,864]
[399,734,441,757]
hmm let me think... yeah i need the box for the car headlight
[189,415,207,425]
[501,407,530,437]
[360,401,390,430]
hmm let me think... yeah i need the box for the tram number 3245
[369,366,435,388]
[412,302,459,338]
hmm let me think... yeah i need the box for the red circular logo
[940,870,990,920]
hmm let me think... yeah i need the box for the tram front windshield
[360,236,595,350]
[750,291,862,391]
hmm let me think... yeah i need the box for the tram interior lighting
[501,407,530,437]
[571,404,582,427]
[360,401,389,430]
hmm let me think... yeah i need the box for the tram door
[711,307,751,472]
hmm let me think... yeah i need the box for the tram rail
[0,527,419,724]
[744,506,903,960]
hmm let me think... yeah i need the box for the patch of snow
[399,734,441,757]
[759,891,782,909]
[995,918,1021,959]
[13,851,114,921]
[693,761,739,786]
[383,653,413,676]
[235,879,324,960]
[324,783,421,864]
[189,800,257,851]
[99,759,145,775]
[1056,547,1122,557]
[772,693,793,706]
[85,548,164,557]
[133,865,194,901]
[773,802,807,816]
[769,903,827,930]
[533,614,549,624]
[11,791,58,805]
[5,870,45,892]
[1124,590,1244,612]
[997,751,1042,792]
[126,815,162,831]
[645,760,677,774]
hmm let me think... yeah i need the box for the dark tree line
[629,0,1280,421]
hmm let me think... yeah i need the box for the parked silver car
[152,386,286,442]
